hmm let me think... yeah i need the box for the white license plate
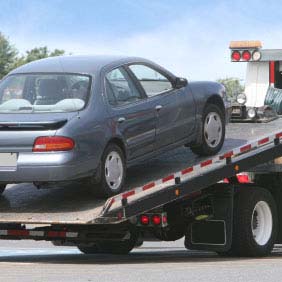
[232,108,241,114]
[0,153,17,168]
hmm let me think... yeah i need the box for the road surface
[0,239,282,282]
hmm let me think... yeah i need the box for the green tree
[216,77,244,99]
[13,47,65,68]
[0,32,18,78]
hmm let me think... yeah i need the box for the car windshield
[0,73,91,113]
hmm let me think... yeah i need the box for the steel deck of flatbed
[1,118,282,225]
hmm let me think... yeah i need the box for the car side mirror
[175,77,188,89]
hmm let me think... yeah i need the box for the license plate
[0,153,17,168]
[232,108,241,114]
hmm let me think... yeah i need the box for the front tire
[89,143,126,198]
[219,187,277,257]
[191,104,225,156]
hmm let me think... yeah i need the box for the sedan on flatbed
[0,56,230,197]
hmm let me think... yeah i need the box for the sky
[0,0,282,81]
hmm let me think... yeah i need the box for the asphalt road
[0,239,282,282]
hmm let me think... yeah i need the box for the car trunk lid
[0,112,77,152]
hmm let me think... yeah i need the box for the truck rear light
[33,136,75,152]
[231,51,241,61]
[242,50,251,61]
[152,215,161,225]
[252,50,261,61]
[140,215,150,225]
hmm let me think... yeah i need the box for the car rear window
[0,73,91,113]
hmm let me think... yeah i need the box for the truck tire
[220,186,277,257]
[0,185,6,195]
[78,240,135,255]
[191,104,225,156]
[88,143,126,198]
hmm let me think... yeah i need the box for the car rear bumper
[0,151,96,183]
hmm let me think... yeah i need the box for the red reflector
[232,51,241,61]
[152,215,161,225]
[140,215,150,225]
[33,136,75,152]
[47,231,66,238]
[242,50,251,61]
[237,173,251,183]
[8,230,29,236]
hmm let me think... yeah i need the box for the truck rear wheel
[220,186,277,257]
[0,185,6,195]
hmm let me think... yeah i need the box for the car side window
[105,67,142,106]
[129,64,173,97]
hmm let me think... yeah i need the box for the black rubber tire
[78,238,136,255]
[0,185,6,195]
[191,104,225,156]
[77,244,100,254]
[89,143,126,198]
[219,186,277,257]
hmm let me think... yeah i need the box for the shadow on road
[0,248,279,265]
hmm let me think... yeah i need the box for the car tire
[218,187,277,257]
[89,143,126,198]
[191,104,225,156]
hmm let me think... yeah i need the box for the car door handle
[155,105,163,111]
[118,117,126,123]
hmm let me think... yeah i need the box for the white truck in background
[230,40,282,121]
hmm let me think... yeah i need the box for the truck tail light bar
[230,40,262,62]
[138,213,168,227]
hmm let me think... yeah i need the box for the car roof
[8,55,154,76]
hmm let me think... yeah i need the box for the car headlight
[247,108,256,119]
[236,93,247,105]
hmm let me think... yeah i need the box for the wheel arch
[205,94,225,116]
[106,137,127,160]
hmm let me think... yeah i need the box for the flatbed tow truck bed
[0,118,282,225]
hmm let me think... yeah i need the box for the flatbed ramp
[1,118,282,225]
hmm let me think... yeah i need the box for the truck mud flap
[185,184,233,252]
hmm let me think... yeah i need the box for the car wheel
[90,143,126,198]
[191,104,225,156]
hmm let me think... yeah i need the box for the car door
[104,67,156,160]
[128,64,195,149]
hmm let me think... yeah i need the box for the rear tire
[88,143,126,198]
[191,104,225,156]
[219,187,277,257]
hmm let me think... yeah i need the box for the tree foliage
[0,32,18,78]
[216,77,244,99]
[0,32,65,79]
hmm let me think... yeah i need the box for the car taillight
[242,50,251,61]
[33,136,75,152]
[231,51,241,61]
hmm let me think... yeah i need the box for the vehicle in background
[230,40,282,122]
[0,56,230,197]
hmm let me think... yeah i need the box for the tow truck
[1,42,282,257]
